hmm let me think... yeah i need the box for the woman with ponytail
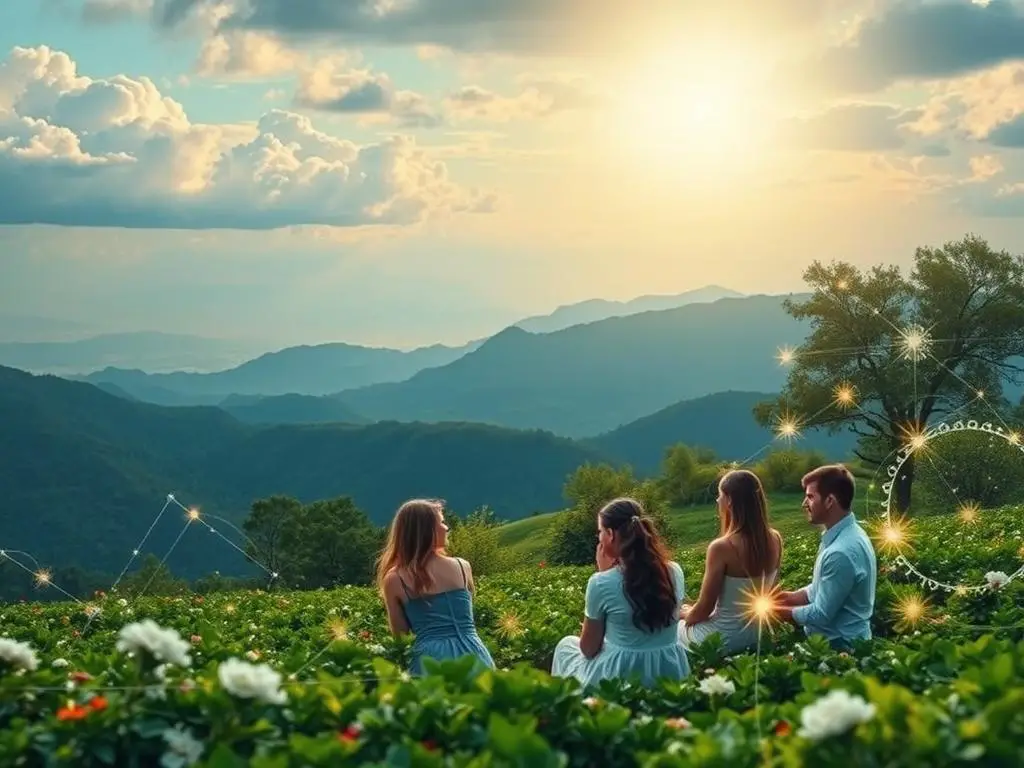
[551,497,690,687]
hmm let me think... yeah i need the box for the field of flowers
[2,506,1024,766]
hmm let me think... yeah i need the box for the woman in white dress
[679,469,783,654]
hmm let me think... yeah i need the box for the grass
[497,492,818,563]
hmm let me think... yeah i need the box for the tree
[756,235,1024,512]
[242,495,302,580]
[658,444,723,506]
[277,497,383,589]
[548,464,672,565]
[753,448,828,494]
[117,554,187,598]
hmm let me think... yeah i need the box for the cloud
[144,0,839,56]
[790,0,1024,95]
[293,61,442,128]
[443,77,601,122]
[775,103,919,152]
[988,116,1024,146]
[0,46,487,229]
[81,0,154,23]
[196,30,303,77]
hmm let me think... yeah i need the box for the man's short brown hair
[802,463,855,510]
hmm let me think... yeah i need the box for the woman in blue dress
[552,497,690,688]
[377,499,495,676]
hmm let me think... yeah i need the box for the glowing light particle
[875,517,913,556]
[898,325,932,362]
[775,416,801,441]
[958,502,980,525]
[34,569,51,588]
[894,592,929,632]
[833,382,857,409]
[776,346,796,366]
[738,582,781,631]
[187,508,200,521]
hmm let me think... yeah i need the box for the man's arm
[777,589,811,607]
[784,552,856,627]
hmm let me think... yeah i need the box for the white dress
[678,571,777,654]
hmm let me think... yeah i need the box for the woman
[377,499,495,676]
[679,469,783,653]
[551,497,690,688]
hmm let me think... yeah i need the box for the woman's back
[594,562,686,649]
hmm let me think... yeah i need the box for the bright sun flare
[610,48,773,180]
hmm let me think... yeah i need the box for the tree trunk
[893,452,916,514]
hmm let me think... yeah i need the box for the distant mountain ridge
[0,331,265,375]
[334,293,813,437]
[514,285,744,333]
[76,340,483,405]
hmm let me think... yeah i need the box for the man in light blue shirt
[777,464,877,650]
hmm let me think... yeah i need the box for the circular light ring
[880,419,1024,593]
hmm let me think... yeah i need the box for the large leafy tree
[755,235,1024,512]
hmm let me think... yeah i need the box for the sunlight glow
[874,516,914,557]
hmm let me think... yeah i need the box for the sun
[609,47,771,178]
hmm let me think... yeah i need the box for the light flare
[833,382,857,409]
[897,325,932,363]
[893,592,930,632]
[738,581,782,632]
[776,346,796,366]
[873,516,914,556]
[957,501,981,525]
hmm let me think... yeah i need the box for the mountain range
[3,285,741,383]
[0,362,854,580]
[513,285,744,333]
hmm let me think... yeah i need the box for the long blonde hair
[375,499,444,597]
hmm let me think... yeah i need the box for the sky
[4,0,1024,348]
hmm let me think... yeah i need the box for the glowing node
[897,325,932,362]
[327,618,348,642]
[738,582,782,631]
[874,516,914,556]
[894,593,929,632]
[835,279,850,291]
[900,425,929,453]
[1008,432,1020,446]
[33,569,52,588]
[976,390,985,399]
[497,612,526,639]
[776,346,796,366]
[957,501,981,525]
[186,508,200,521]
[774,412,802,441]
[833,382,857,409]
[954,586,969,598]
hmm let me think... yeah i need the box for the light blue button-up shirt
[792,512,877,645]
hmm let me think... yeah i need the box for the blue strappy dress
[398,558,495,676]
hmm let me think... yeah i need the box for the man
[776,464,877,650]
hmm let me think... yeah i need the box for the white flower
[161,724,204,768]
[798,689,876,741]
[51,658,69,668]
[116,620,191,668]
[217,658,287,705]
[698,674,736,697]
[367,643,386,656]
[582,696,600,709]
[984,571,1009,589]
[118,598,128,607]
[0,638,39,672]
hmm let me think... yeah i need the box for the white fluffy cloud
[0,46,487,229]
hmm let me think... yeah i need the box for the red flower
[539,561,547,568]
[56,702,89,721]
[69,671,92,683]
[774,720,792,737]
[422,740,438,752]
[338,724,362,743]
[88,696,108,712]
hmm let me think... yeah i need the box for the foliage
[753,449,828,494]
[2,506,1024,766]
[446,508,514,577]
[755,234,1024,512]
[657,444,722,506]
[548,464,672,565]
[911,430,1024,514]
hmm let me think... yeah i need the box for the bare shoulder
[706,537,732,562]
[381,568,402,593]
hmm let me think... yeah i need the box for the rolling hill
[586,390,858,475]
[76,340,481,405]
[0,366,600,578]
[335,294,812,437]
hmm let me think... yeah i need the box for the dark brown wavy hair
[599,497,677,633]
[718,469,775,576]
